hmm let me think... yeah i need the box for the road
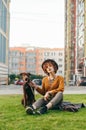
[0,84,86,95]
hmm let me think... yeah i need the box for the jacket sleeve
[50,76,64,96]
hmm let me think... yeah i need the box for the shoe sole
[26,107,35,115]
[36,110,41,115]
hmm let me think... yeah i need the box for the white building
[0,0,10,84]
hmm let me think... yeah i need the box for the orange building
[9,47,64,77]
[9,47,26,74]
[35,48,64,76]
[26,48,36,74]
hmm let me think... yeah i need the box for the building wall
[9,47,64,77]
[0,0,10,84]
[35,48,64,77]
[65,0,86,85]
[9,47,26,74]
[26,49,36,74]
[65,0,77,86]
[84,0,86,58]
[77,0,84,75]
[83,0,86,76]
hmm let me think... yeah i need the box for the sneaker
[26,105,35,115]
[37,106,47,115]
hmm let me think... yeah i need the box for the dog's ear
[27,73,31,77]
[20,72,31,77]
[20,73,23,76]
[20,72,27,76]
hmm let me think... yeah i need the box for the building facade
[9,47,64,77]
[9,47,26,74]
[76,0,85,77]
[75,0,86,81]
[0,0,10,84]
[35,48,64,76]
[65,0,76,85]
[26,48,36,74]
[65,0,86,86]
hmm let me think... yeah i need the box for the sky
[9,0,64,48]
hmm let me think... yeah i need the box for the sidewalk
[64,86,86,94]
[0,84,23,95]
[0,84,86,95]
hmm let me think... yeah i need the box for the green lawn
[0,94,86,130]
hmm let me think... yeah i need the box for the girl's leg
[26,97,47,114]
[46,92,63,109]
[36,92,63,114]
[33,97,47,109]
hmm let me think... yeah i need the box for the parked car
[32,79,42,86]
[79,82,86,86]
[14,78,42,86]
[78,77,86,86]
[14,80,24,85]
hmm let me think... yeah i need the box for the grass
[0,94,86,130]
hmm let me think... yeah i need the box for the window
[4,0,7,4]
[0,2,7,32]
[59,64,62,67]
[58,71,62,74]
[58,58,62,62]
[59,52,63,56]
[0,34,6,63]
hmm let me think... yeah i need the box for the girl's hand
[44,92,52,101]
[29,81,38,89]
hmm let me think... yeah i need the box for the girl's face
[43,62,55,74]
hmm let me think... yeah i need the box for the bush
[30,74,43,80]
[8,73,43,84]
[8,74,16,84]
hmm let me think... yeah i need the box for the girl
[26,59,64,115]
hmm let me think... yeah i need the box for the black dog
[20,73,35,107]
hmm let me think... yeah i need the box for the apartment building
[0,0,10,84]
[26,48,36,74]
[9,47,26,74]
[35,48,64,76]
[9,47,64,77]
[76,0,86,77]
[65,0,86,85]
[65,0,76,85]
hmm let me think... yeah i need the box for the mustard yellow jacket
[36,75,64,96]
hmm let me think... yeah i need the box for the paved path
[0,85,23,95]
[64,86,86,94]
[0,84,86,95]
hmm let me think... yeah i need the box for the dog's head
[20,72,31,83]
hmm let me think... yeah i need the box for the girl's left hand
[44,92,52,101]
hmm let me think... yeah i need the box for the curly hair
[41,59,58,75]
